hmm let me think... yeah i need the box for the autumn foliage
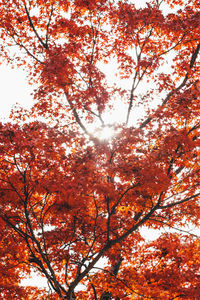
[0,0,200,299]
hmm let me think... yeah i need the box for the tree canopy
[0,0,200,299]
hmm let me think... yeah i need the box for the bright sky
[0,64,34,121]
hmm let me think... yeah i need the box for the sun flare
[94,125,116,141]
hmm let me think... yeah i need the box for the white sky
[0,64,34,121]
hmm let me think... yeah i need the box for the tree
[0,0,200,298]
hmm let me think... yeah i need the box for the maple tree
[0,0,200,299]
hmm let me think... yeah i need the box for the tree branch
[64,90,90,135]
[140,42,200,129]
[24,3,48,49]
[159,192,200,209]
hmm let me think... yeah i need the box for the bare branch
[140,42,200,129]
[159,192,200,209]
[24,2,48,49]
